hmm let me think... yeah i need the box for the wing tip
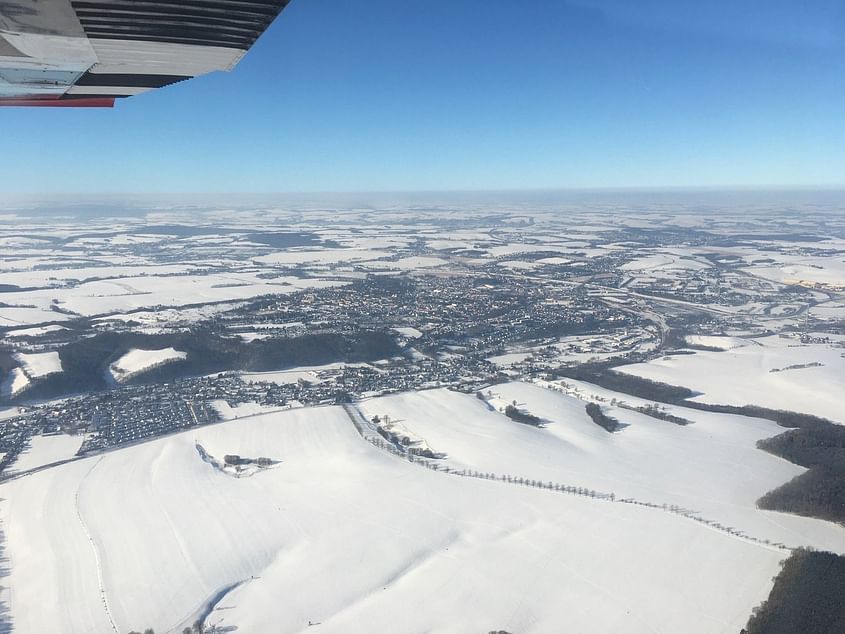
[0,97,116,108]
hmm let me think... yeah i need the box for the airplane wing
[0,0,290,107]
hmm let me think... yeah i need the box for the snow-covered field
[0,406,23,421]
[10,433,83,473]
[371,255,448,270]
[240,362,371,386]
[620,253,676,270]
[746,257,845,289]
[109,347,187,383]
[1,367,30,398]
[0,305,72,327]
[487,351,533,366]
[0,264,195,286]
[14,351,63,378]
[4,324,68,339]
[8,273,345,319]
[392,326,423,339]
[616,334,845,424]
[360,384,845,554]
[255,248,390,266]
[685,335,752,350]
[240,368,323,385]
[0,404,791,634]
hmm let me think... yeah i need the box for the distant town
[2,202,844,477]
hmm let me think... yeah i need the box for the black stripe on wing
[71,0,292,49]
[75,72,190,88]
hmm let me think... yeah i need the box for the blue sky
[2,0,844,193]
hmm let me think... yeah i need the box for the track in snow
[74,458,119,634]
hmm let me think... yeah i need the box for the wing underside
[0,0,290,107]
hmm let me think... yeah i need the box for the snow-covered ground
[0,406,24,421]
[0,404,790,634]
[498,259,541,270]
[255,248,390,266]
[10,433,83,473]
[240,362,372,387]
[14,351,63,378]
[616,334,845,424]
[3,351,64,396]
[811,301,845,321]
[1,367,30,398]
[0,305,72,327]
[392,326,423,339]
[487,351,533,366]
[374,255,448,270]
[1,271,347,322]
[4,324,68,339]
[746,257,845,289]
[685,335,752,350]
[0,264,195,287]
[620,253,677,270]
[109,347,187,383]
[359,384,845,554]
[211,399,293,419]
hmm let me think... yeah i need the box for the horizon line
[4,184,845,199]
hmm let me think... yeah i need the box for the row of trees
[368,428,795,550]
[361,404,793,550]
[627,402,692,425]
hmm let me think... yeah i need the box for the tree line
[744,548,845,634]
[756,424,845,524]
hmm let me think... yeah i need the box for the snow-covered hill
[616,334,845,424]
[0,403,793,633]
[1,351,64,397]
[15,350,63,378]
[109,347,187,383]
[360,383,845,554]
